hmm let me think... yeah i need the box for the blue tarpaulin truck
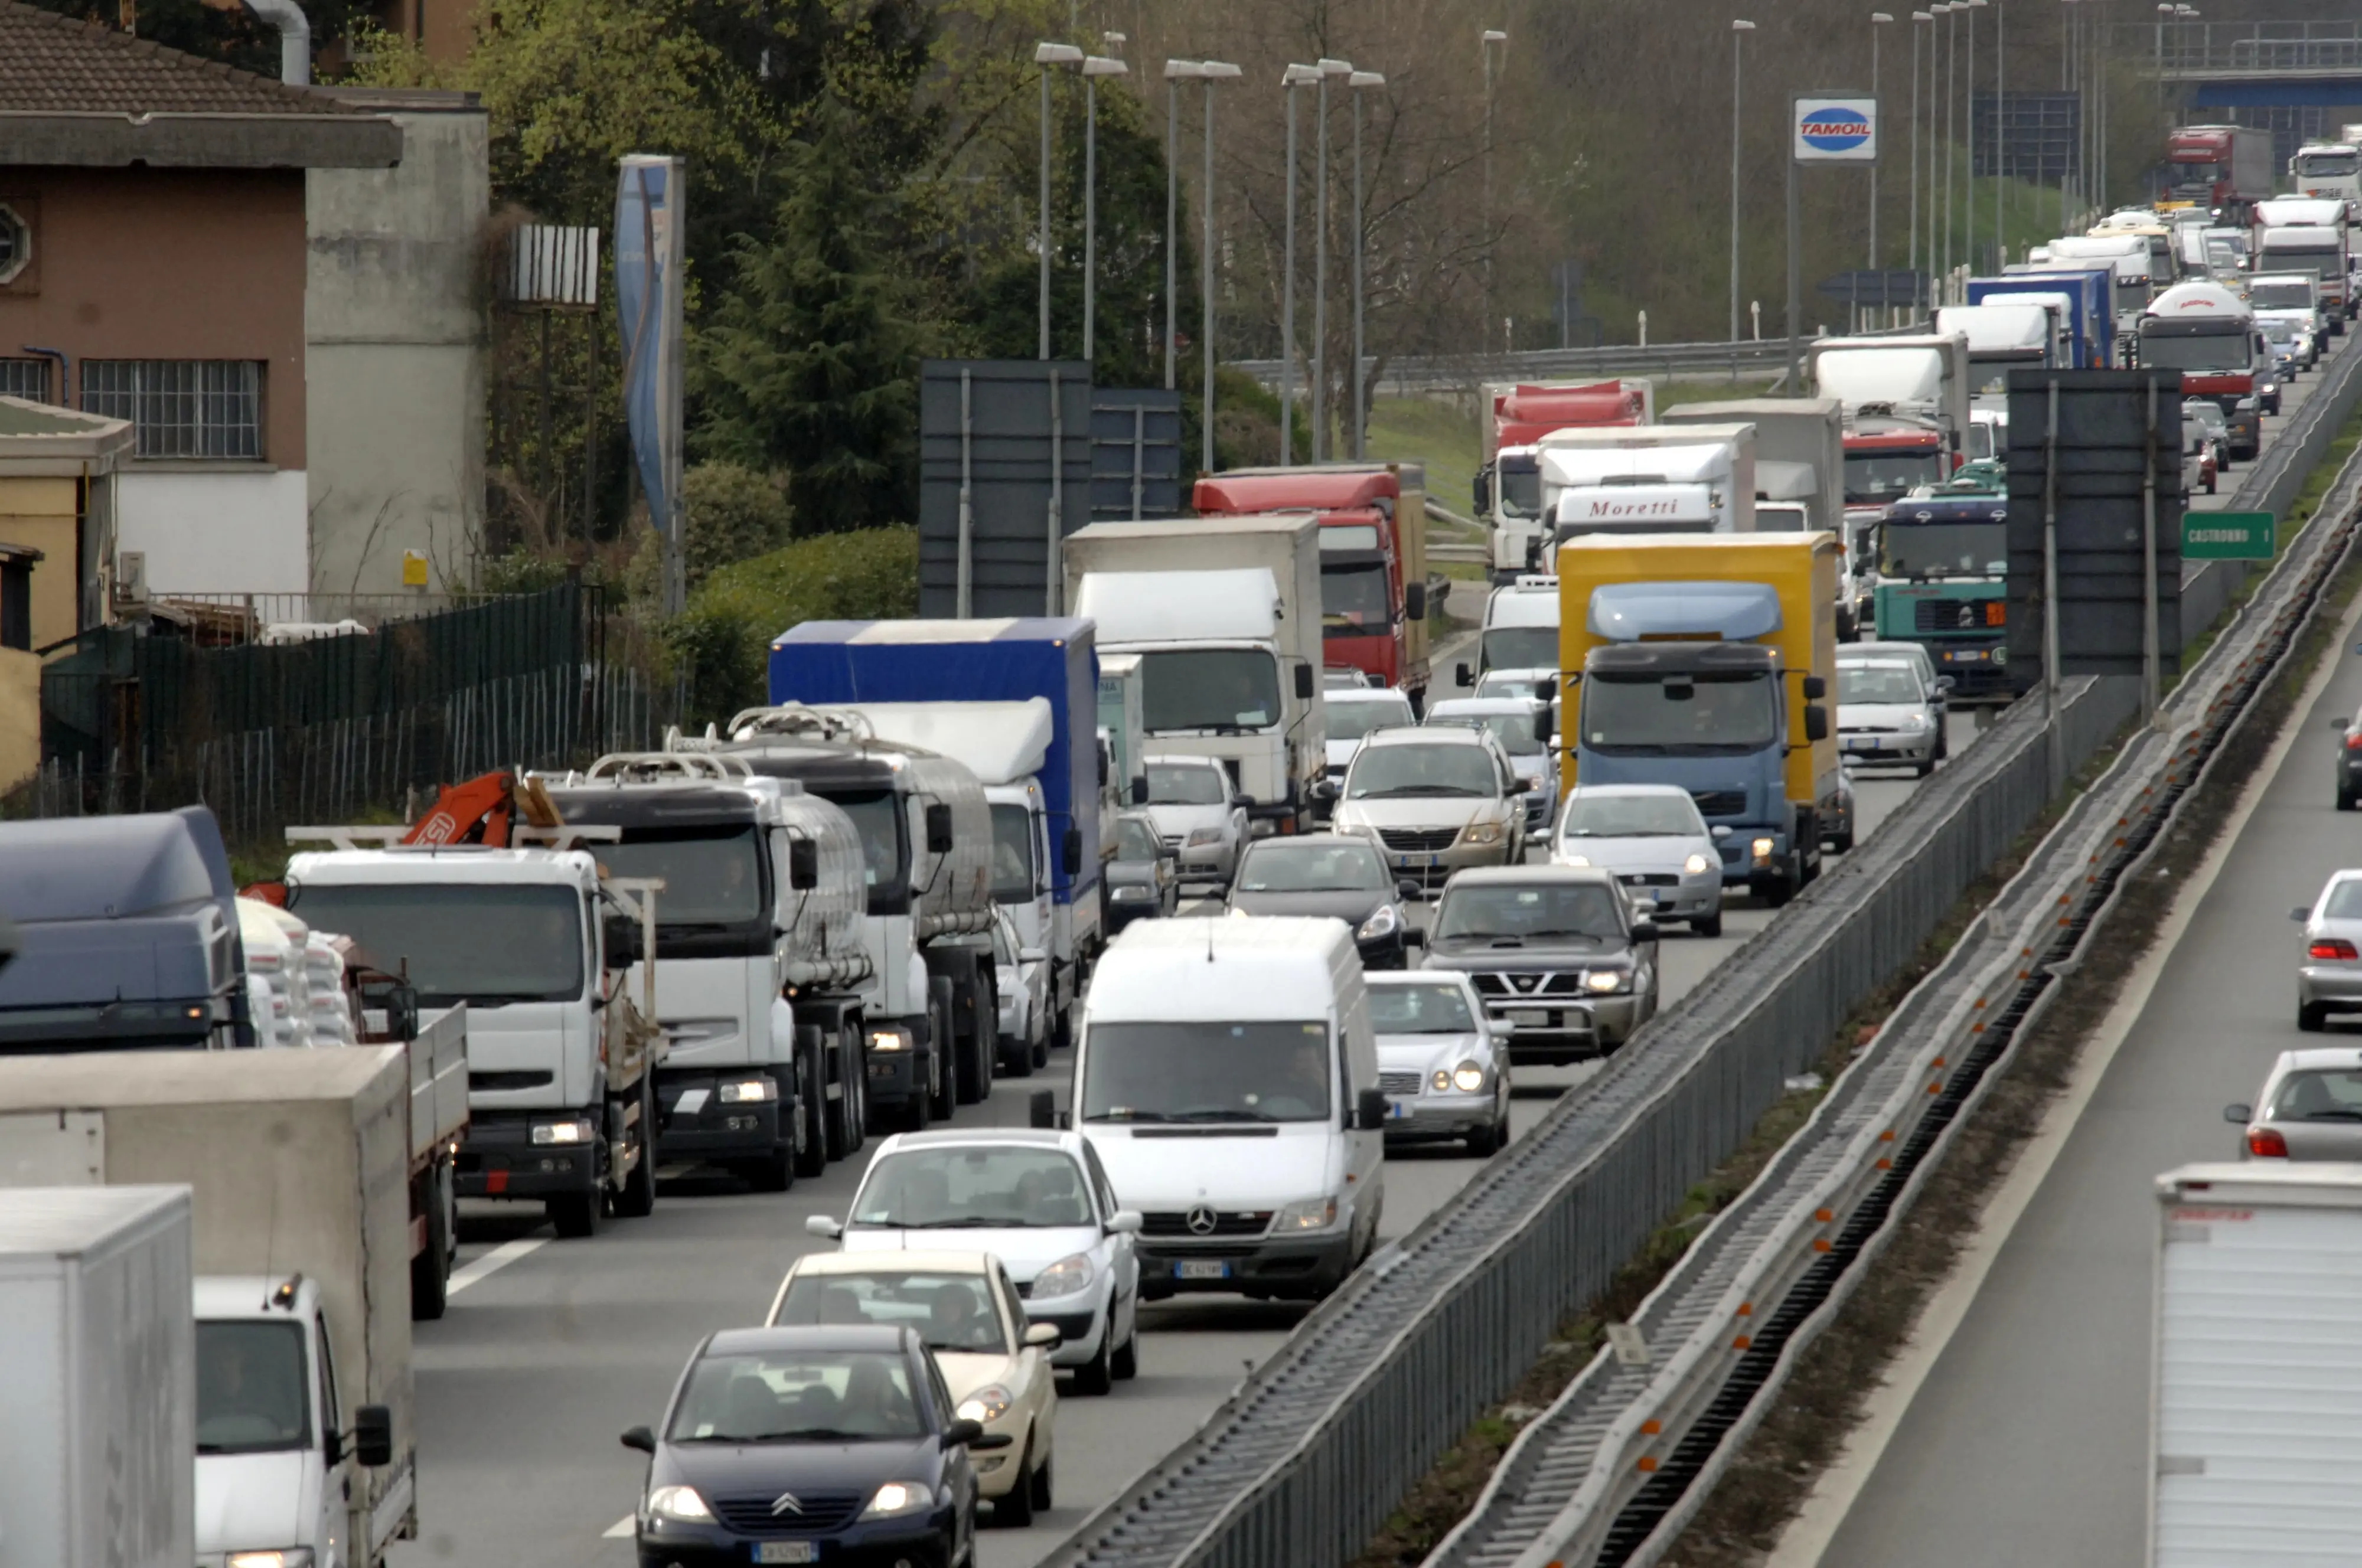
[1986,266,2118,367]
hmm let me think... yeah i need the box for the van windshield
[1081,1020,1333,1123]
[289,882,583,1006]
[989,803,1035,904]
[1481,626,1558,672]
[2251,282,2315,310]
[197,1320,310,1455]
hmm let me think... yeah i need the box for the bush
[683,462,793,589]
[665,527,918,728]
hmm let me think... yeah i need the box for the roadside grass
[1368,397,1483,522]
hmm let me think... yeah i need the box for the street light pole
[1351,70,1385,460]
[1730,19,1756,342]
[1035,43,1082,359]
[1994,0,2005,262]
[1913,11,1930,303]
[1942,1,1957,286]
[1315,58,1352,463]
[1872,13,1893,285]
[1163,59,1199,392]
[1081,54,1128,367]
[1967,0,1984,272]
[1200,61,1239,475]
[1482,30,1507,339]
[1281,63,1321,468]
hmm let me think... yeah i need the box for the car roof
[1143,752,1226,771]
[787,1250,996,1276]
[1367,969,1479,989]
[706,1324,912,1355]
[1242,832,1380,852]
[878,1126,1082,1152]
[1362,724,1490,750]
[1444,864,1619,888]
[1564,783,1697,799]
[1329,687,1411,705]
[1427,698,1539,717]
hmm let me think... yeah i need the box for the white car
[1472,665,1560,704]
[1324,688,1417,787]
[1424,695,1560,840]
[1552,784,1724,937]
[1142,753,1249,886]
[1835,654,1943,776]
[1368,971,1510,1154]
[764,1249,1062,1521]
[990,906,1050,1076]
[808,1128,1143,1393]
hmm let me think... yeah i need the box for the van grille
[1141,1210,1273,1238]
[1377,827,1459,852]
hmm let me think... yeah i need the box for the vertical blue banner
[615,154,687,611]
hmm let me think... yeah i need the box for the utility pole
[1281,63,1321,467]
[1035,43,1082,359]
[1199,60,1239,475]
[1351,70,1385,460]
[1873,13,1893,273]
[1314,58,1352,463]
[1731,19,1757,341]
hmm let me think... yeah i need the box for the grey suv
[1414,865,1660,1066]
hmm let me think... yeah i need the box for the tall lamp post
[1940,1,1957,285]
[1730,18,1756,342]
[1480,30,1508,341]
[1081,53,1128,365]
[1163,59,1200,391]
[1281,63,1322,468]
[1035,43,1082,359]
[1314,58,1353,462]
[1966,0,1985,271]
[1350,70,1385,459]
[1913,11,1931,300]
[1872,12,1894,287]
[1198,60,1240,474]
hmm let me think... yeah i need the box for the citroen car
[1328,724,1529,893]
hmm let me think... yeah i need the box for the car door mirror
[1402,926,1425,947]
[1355,1086,1388,1131]
[1803,704,1830,743]
[787,837,820,891]
[970,1432,1014,1451]
[1107,1209,1144,1235]
[1063,827,1084,877]
[2223,1103,2255,1123]
[352,1403,394,1468]
[1396,880,1424,901]
[1405,580,1428,622]
[2292,906,2311,922]
[925,802,955,855]
[1934,675,1956,694]
[943,1417,986,1448]
[2332,717,2351,731]
[1630,920,1660,945]
[621,1425,658,1455]
[804,1214,844,1240]
[1294,663,1316,700]
[1711,824,1733,840]
[1029,1089,1057,1129]
[1023,1322,1064,1350]
[1312,778,1338,803]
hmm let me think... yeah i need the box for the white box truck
[0,1184,194,1568]
[2149,1162,2362,1564]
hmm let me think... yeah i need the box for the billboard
[615,155,686,613]
[1794,96,1878,163]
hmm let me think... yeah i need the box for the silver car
[2294,870,2362,1030]
[1367,971,1511,1155]
[1329,725,1529,893]
[1142,753,1248,887]
[1552,784,1724,937]
[2224,1048,2362,1160]
[1424,695,1559,840]
[1835,654,1942,777]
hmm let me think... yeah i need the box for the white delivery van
[1072,917,1384,1303]
[1463,573,1563,686]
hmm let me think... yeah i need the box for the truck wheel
[1754,876,1794,910]
[801,1025,836,1174]
[743,1145,795,1193]
[612,1077,658,1220]
[839,1020,867,1157]
[953,971,989,1108]
[547,1190,601,1239]
[928,979,958,1122]
[409,1168,451,1322]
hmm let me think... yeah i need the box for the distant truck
[1667,397,1851,634]
[0,1050,419,1568]
[1811,332,1973,462]
[1870,488,2012,700]
[1557,534,1846,901]
[2140,280,2266,458]
[1542,436,1756,552]
[2161,124,2273,219]
[0,1185,194,1568]
[1937,301,2067,401]
[2252,196,2354,325]
[2047,234,2163,338]
[1999,262,2124,365]
[2288,140,2362,210]
[1193,463,1435,709]
[1477,380,1655,583]
[1066,512,1327,832]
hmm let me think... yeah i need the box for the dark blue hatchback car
[623,1324,994,1568]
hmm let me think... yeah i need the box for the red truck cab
[1193,468,1428,706]
[1491,381,1648,448]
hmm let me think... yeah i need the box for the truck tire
[933,950,989,1108]
[928,978,958,1123]
[547,1189,602,1239]
[612,1077,657,1220]
[999,981,1035,1079]
[409,1164,451,1321]
[836,1018,867,1158]
[799,1024,834,1175]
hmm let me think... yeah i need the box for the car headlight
[1113,884,1154,901]
[1750,836,1776,861]
[1032,1252,1095,1298]
[1186,827,1225,847]
[869,1030,909,1051]
[1356,903,1400,942]
[1584,969,1630,994]
[716,1077,777,1104]
[1683,852,1713,874]
[861,1480,935,1520]
[644,1485,713,1524]
[1227,904,1252,919]
[1274,1195,1339,1231]
[1461,821,1505,847]
[227,1553,315,1568]
[957,1383,1014,1425]
[1560,852,1591,867]
[1900,712,1932,732]
[1450,1060,1486,1093]
[530,1117,595,1146]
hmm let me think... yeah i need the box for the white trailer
[0,1184,194,1568]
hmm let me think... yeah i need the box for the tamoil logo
[1799,107,1872,153]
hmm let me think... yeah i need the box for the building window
[0,204,27,286]
[0,358,46,401]
[81,360,262,460]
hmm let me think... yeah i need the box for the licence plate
[1508,1010,1550,1027]
[1394,854,1440,869]
[754,1545,819,1565]
[1176,1259,1229,1280]
[1387,1099,1413,1120]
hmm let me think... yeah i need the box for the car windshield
[1146,763,1228,806]
[1496,457,1544,519]
[196,1320,309,1455]
[1348,742,1500,799]
[990,803,1035,904]
[2270,1069,2362,1122]
[2321,879,2362,919]
[1236,839,1389,893]
[2182,402,2224,433]
[1558,793,1704,839]
[596,827,766,926]
[1581,671,1780,753]
[2262,319,2298,344]
[1436,881,1623,943]
[667,1350,924,1443]
[1139,648,1283,733]
[1323,561,1392,628]
[2250,283,2315,310]
[1844,450,1945,505]
[771,1272,1009,1355]
[1081,1020,1333,1123]
[1430,712,1547,757]
[1838,663,1925,704]
[851,1145,1097,1228]
[1369,982,1477,1034]
[1327,697,1415,742]
[2139,331,2253,371]
[1115,818,1162,860]
[1881,522,2007,579]
[288,883,582,1007]
[1481,626,1559,672]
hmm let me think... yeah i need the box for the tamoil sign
[1795,96,1877,163]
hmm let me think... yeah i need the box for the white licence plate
[1394,854,1441,869]
[1176,1259,1230,1280]
[1387,1099,1414,1119]
[1508,1010,1550,1027]
[754,1544,819,1565]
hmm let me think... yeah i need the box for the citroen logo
[1185,1205,1218,1236]
[771,1491,805,1516]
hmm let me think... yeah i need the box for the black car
[623,1324,997,1568]
[1104,810,1179,930]
[1225,834,1418,969]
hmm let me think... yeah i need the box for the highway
[1782,331,2361,1567]
[386,657,1974,1568]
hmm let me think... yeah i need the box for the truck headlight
[228,1552,316,1568]
[644,1485,712,1524]
[1112,885,1154,901]
[1750,837,1776,861]
[531,1118,595,1146]
[1684,853,1714,874]
[1032,1252,1095,1298]
[1584,969,1630,994]
[957,1383,1014,1425]
[716,1077,777,1104]
[1356,904,1401,942]
[860,1481,935,1520]
[1274,1195,1339,1231]
[869,1030,909,1051]
[1461,821,1505,847]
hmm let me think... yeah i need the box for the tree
[693,107,934,535]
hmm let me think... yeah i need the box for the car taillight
[2311,939,2359,961]
[2345,731,2362,750]
[2249,1126,2289,1158]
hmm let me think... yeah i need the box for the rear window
[2323,879,2362,920]
[2270,1070,2362,1121]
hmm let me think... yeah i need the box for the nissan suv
[1413,865,1660,1066]
[1326,725,1529,893]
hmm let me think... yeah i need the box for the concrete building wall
[115,470,307,594]
[305,95,488,596]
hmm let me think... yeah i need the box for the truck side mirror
[1098,746,1110,786]
[1802,675,1828,701]
[1130,775,1149,805]
[1457,662,1475,687]
[1405,581,1428,622]
[925,802,954,855]
[1030,1089,1057,1129]
[1535,710,1555,746]
[1536,677,1558,704]
[1294,663,1315,700]
[601,912,645,968]
[1355,1087,1388,1132]
[353,1404,394,1468]
[1473,470,1490,513]
[787,838,819,891]
[1062,827,1084,877]
[1803,704,1831,743]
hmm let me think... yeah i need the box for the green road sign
[2182,512,2274,561]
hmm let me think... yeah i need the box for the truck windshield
[2136,330,2250,371]
[597,827,767,925]
[2296,152,2361,178]
[1581,671,1779,753]
[1139,648,1283,733]
[289,883,583,1005]
[1481,626,1558,672]
[1496,458,1544,519]
[1080,1020,1332,1123]
[2251,282,2315,309]
[1322,561,1392,631]
[1844,450,1945,505]
[1348,742,1499,799]
[989,803,1036,904]
[1881,522,2005,578]
[197,1320,309,1455]
[2258,244,2342,281]
[824,790,909,901]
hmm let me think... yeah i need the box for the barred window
[81,360,262,459]
[0,358,46,401]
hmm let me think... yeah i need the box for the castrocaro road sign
[2182,512,2274,561]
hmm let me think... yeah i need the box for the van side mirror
[1405,581,1428,622]
[1294,663,1315,700]
[1803,705,1830,743]
[353,1404,394,1468]
[1131,776,1149,806]
[1063,827,1084,877]
[925,803,954,855]
[787,838,820,891]
[601,912,644,968]
[1024,1322,1065,1350]
[621,1425,657,1455]
[1802,675,1828,701]
[1355,1087,1388,1132]
[1456,662,1475,687]
[943,1417,986,1448]
[1029,1089,1056,1129]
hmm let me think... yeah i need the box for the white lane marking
[446,1234,550,1297]
[1765,572,2362,1567]
[602,1515,635,1538]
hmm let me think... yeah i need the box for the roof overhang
[0,110,402,169]
[0,396,133,475]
